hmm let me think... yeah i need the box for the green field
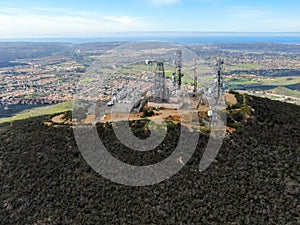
[261,76,300,86]
[226,76,300,86]
[271,86,300,98]
[226,77,260,85]
[228,64,266,71]
[0,101,73,124]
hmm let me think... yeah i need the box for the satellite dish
[208,110,213,117]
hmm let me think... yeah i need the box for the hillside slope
[0,96,299,225]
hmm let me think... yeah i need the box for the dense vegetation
[0,96,299,224]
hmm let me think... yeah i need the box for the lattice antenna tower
[215,58,225,102]
[175,50,184,89]
[193,59,198,96]
[146,60,169,102]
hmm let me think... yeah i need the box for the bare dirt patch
[225,93,237,105]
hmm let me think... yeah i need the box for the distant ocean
[1,33,300,44]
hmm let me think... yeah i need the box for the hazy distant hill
[0,42,73,62]
[272,86,300,98]
[0,42,122,62]
[0,95,299,224]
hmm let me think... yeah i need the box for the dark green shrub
[228,89,236,94]
[62,111,72,120]
[142,108,154,117]
[231,111,245,122]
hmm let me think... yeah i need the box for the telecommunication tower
[216,58,225,100]
[208,59,226,124]
[213,58,225,104]
[193,59,198,96]
[174,50,184,89]
[146,60,169,102]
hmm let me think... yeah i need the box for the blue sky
[0,0,300,37]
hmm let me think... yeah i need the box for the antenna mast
[216,58,224,100]
[146,60,169,102]
[175,50,184,89]
[213,58,225,104]
[193,59,198,96]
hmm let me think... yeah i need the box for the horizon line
[1,31,300,38]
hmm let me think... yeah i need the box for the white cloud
[224,6,300,32]
[226,6,270,19]
[263,19,300,32]
[102,16,143,25]
[0,7,149,37]
[148,0,181,6]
